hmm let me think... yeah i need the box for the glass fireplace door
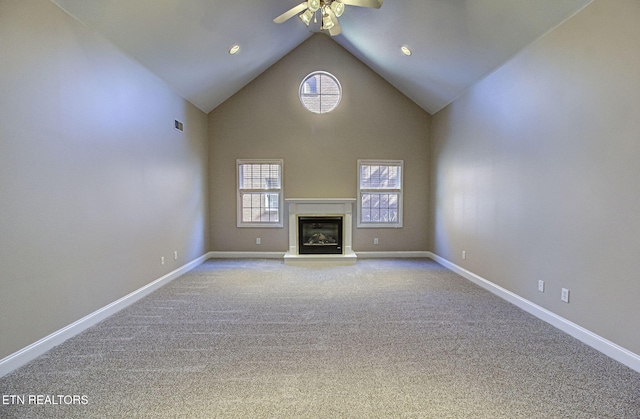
[298,216,343,255]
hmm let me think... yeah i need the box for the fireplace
[298,216,343,255]
[284,198,357,265]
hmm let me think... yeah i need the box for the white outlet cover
[561,288,570,303]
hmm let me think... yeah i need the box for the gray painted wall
[431,0,640,354]
[208,35,431,253]
[0,1,209,359]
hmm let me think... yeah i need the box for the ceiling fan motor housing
[274,0,383,36]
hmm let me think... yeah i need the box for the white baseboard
[207,251,285,259]
[427,252,640,374]
[356,251,431,259]
[0,253,210,378]
[207,251,431,260]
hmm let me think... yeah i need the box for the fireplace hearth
[298,216,343,255]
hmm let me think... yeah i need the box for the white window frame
[237,159,284,228]
[357,159,403,228]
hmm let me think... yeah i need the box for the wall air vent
[174,119,184,132]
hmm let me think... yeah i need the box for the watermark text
[2,394,88,406]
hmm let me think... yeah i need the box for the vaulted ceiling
[51,0,593,115]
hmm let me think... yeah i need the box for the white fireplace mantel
[284,198,357,265]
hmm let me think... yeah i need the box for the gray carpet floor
[1,258,638,418]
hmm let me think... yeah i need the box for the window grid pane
[240,164,281,190]
[360,164,401,189]
[360,193,399,223]
[241,192,280,223]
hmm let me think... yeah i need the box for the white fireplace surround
[284,198,357,265]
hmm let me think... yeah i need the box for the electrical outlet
[561,288,570,303]
[538,280,545,293]
[174,251,178,260]
[256,238,261,245]
[161,256,165,265]
[462,251,466,260]
[374,238,379,245]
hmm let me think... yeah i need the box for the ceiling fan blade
[273,2,309,23]
[325,7,342,36]
[340,0,383,8]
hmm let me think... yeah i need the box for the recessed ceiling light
[401,45,412,56]
[229,44,240,55]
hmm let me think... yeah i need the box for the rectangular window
[237,159,283,227]
[357,160,403,228]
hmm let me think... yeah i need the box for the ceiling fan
[274,0,384,36]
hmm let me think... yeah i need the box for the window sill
[237,223,284,228]
[357,223,403,229]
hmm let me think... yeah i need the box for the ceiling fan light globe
[300,9,314,25]
[308,0,321,12]
[322,14,335,30]
[330,1,345,17]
